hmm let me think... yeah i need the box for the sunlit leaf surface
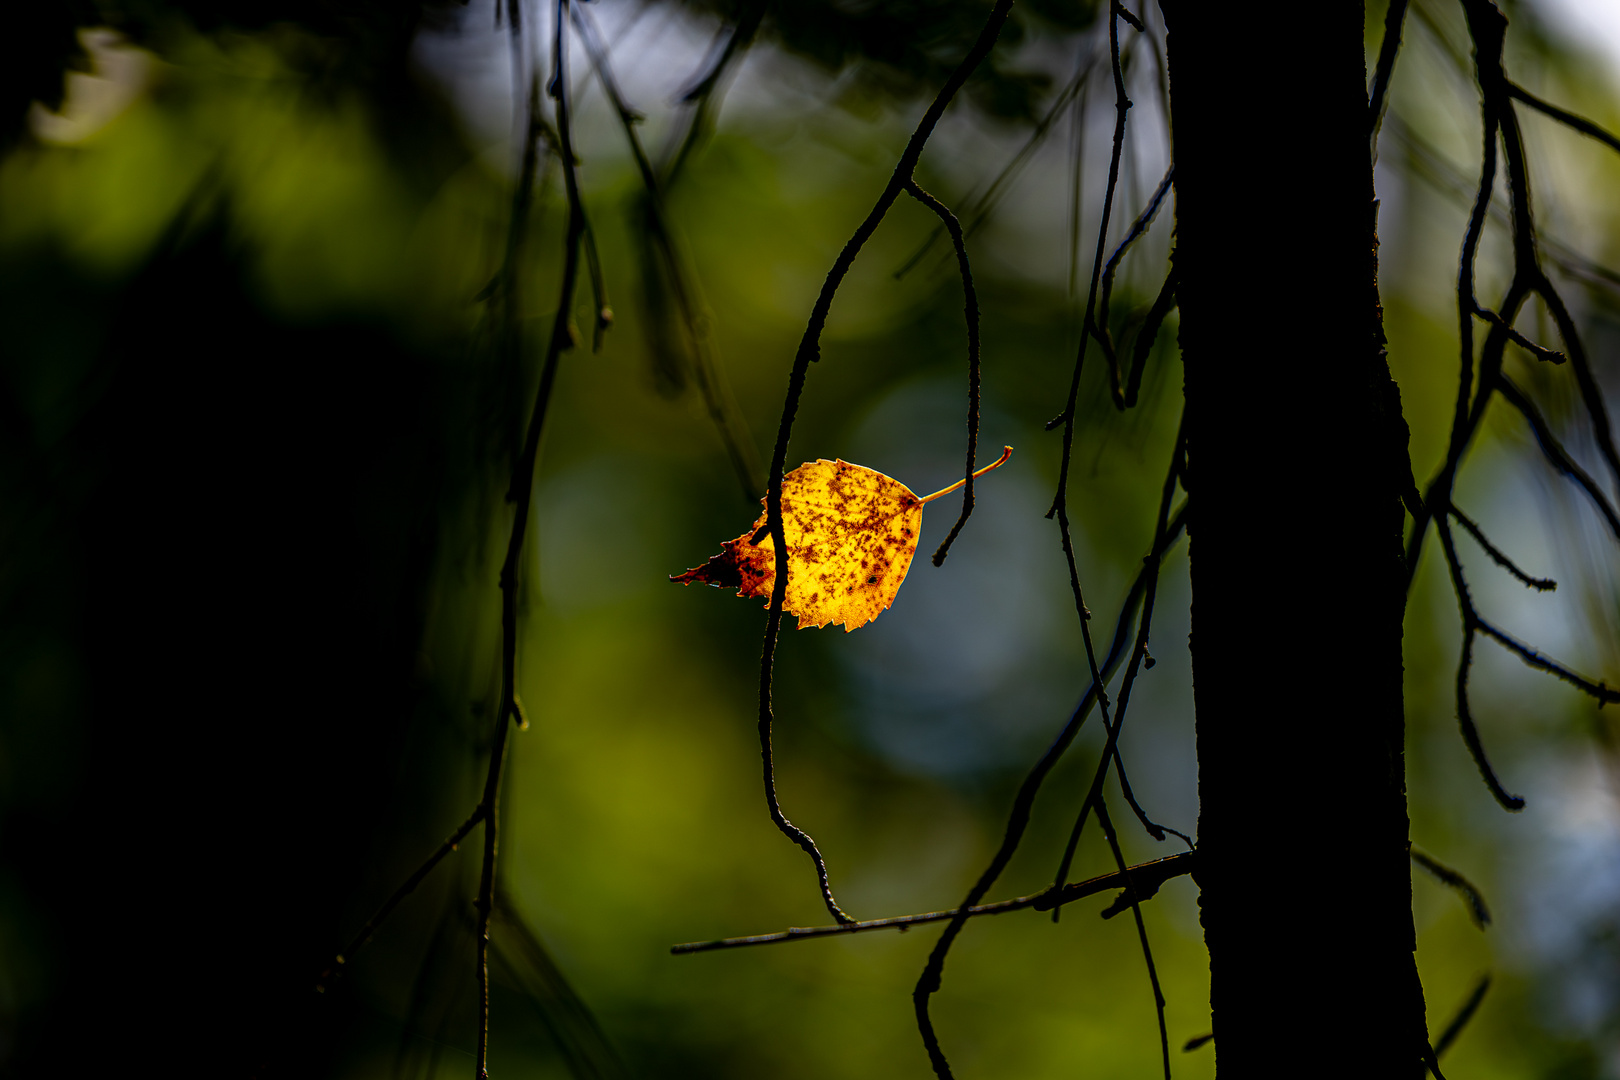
[673,448,1011,631]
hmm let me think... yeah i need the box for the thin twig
[913,26,1173,1030]
[1446,505,1555,591]
[476,2,592,1074]
[1124,263,1177,409]
[908,495,1187,1080]
[660,1,765,186]
[670,852,1197,954]
[901,179,983,567]
[1475,616,1620,705]
[1433,974,1491,1058]
[759,0,1016,930]
[571,1,763,496]
[1097,164,1175,409]
[1369,0,1411,149]
[315,806,485,994]
[1094,797,1171,1080]
[1409,848,1492,929]
[1048,414,1188,901]
[894,49,1101,281]
[1496,375,1620,542]
[1508,82,1620,157]
[1471,304,1564,363]
[1435,511,1527,811]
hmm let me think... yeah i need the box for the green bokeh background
[2,1,1618,1077]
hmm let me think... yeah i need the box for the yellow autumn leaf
[672,447,1012,631]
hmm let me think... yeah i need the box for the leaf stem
[918,446,1013,504]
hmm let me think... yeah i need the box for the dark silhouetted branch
[670,852,1197,954]
[896,49,1102,281]
[1435,513,1526,811]
[1447,505,1555,591]
[1496,376,1620,542]
[315,805,485,995]
[1125,262,1178,409]
[1433,974,1491,1058]
[1097,164,1175,409]
[477,2,593,1073]
[759,0,1016,930]
[1369,0,1411,146]
[901,179,983,568]
[1508,82,1620,157]
[1410,848,1492,928]
[1093,797,1171,1080]
[1048,415,1188,902]
[1472,304,1563,363]
[1476,616,1620,705]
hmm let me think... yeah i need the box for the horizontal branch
[670,851,1197,955]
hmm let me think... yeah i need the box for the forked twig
[758,0,1016,929]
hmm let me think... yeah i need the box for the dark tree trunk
[1163,4,1428,1075]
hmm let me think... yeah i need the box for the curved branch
[758,0,1016,929]
[901,179,983,567]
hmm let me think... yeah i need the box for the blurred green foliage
[2,1,1619,1078]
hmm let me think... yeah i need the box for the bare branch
[1508,82,1620,157]
[1433,974,1491,1058]
[901,179,983,568]
[1447,505,1555,591]
[315,805,485,994]
[1496,376,1620,542]
[1410,848,1492,928]
[1369,0,1411,148]
[670,852,1197,955]
[759,0,1017,930]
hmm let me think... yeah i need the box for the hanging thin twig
[901,179,983,567]
[1093,797,1172,1080]
[757,0,1016,929]
[475,2,593,1074]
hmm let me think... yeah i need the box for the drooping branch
[476,1,594,1073]
[1093,797,1172,1080]
[1048,413,1188,901]
[756,0,1016,929]
[901,179,983,567]
[1434,511,1527,811]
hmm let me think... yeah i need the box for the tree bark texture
[1163,3,1427,1075]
